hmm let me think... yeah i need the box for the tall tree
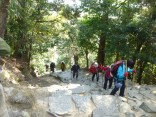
[7,0,51,62]
[80,0,108,65]
[0,0,10,38]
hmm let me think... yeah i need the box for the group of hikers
[45,61,80,79]
[88,59,136,97]
[45,61,66,73]
[45,59,136,97]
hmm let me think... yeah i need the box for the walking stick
[102,72,104,87]
[125,60,128,102]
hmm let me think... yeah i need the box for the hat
[94,62,98,67]
[127,60,134,68]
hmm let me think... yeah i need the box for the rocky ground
[0,69,156,117]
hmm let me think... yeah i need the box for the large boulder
[139,100,156,113]
[7,88,35,109]
[0,84,9,117]
[48,95,74,116]
[0,37,11,56]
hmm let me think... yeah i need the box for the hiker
[45,64,49,72]
[97,63,103,73]
[110,60,136,97]
[89,62,99,83]
[61,61,65,72]
[102,65,113,90]
[50,62,55,73]
[71,62,80,79]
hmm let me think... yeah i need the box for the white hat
[94,62,98,67]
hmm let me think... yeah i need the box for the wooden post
[125,60,128,102]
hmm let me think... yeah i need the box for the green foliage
[30,53,48,74]
[78,19,98,51]
[0,37,11,56]
[142,63,156,85]
[2,0,155,84]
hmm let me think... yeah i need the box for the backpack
[110,60,123,78]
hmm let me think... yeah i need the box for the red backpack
[110,60,123,77]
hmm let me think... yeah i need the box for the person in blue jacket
[110,60,136,97]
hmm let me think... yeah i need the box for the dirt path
[24,74,63,87]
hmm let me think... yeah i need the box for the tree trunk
[85,48,89,69]
[97,34,106,65]
[97,11,108,65]
[115,51,119,62]
[0,0,10,38]
[137,60,147,84]
[28,34,33,67]
[74,54,78,64]
[132,42,143,65]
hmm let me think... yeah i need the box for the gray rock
[71,85,91,94]
[0,84,9,117]
[51,90,72,96]
[3,70,156,117]
[8,111,21,117]
[72,94,92,113]
[128,88,144,100]
[8,89,35,109]
[125,112,136,117]
[56,71,72,83]
[48,95,74,116]
[92,108,120,117]
[139,88,156,101]
[119,102,132,113]
[139,100,156,113]
[92,95,119,115]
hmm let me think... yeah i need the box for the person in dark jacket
[50,62,55,73]
[45,64,49,72]
[71,62,80,79]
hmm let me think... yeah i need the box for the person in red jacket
[97,63,103,73]
[102,65,113,90]
[89,62,99,83]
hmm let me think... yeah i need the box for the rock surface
[1,70,156,117]
[0,84,9,117]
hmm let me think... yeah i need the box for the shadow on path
[26,74,62,87]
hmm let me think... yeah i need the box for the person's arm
[104,66,109,71]
[128,68,133,73]
[71,66,73,71]
[78,65,80,69]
